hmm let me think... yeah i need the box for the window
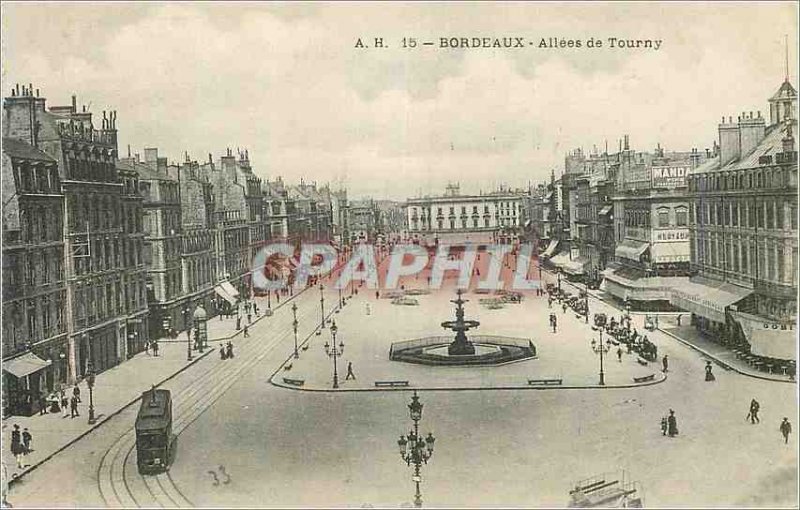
[777,202,784,230]
[792,205,797,230]
[657,210,670,227]
[767,202,774,229]
[484,218,489,227]
[472,219,478,228]
[676,208,688,227]
[731,204,738,227]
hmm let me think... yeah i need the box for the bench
[528,378,563,386]
[374,380,410,388]
[282,377,305,387]
[633,374,655,383]
[636,357,649,366]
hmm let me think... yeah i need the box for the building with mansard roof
[683,78,797,365]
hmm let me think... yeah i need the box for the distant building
[405,183,524,245]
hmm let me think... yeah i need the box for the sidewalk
[539,266,795,384]
[658,319,795,384]
[1,282,309,483]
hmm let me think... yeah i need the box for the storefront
[562,257,589,278]
[669,277,752,341]
[540,239,559,259]
[614,239,649,264]
[601,265,687,310]
[548,252,572,272]
[3,353,51,416]
[730,310,796,361]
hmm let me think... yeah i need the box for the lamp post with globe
[397,391,436,508]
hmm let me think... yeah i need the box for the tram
[135,387,175,474]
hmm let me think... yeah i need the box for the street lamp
[319,283,326,329]
[338,286,343,309]
[292,302,299,359]
[557,268,562,292]
[323,320,344,388]
[590,324,612,386]
[397,391,436,508]
[86,360,96,424]
[186,309,193,361]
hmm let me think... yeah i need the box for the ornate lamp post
[319,283,326,329]
[86,360,96,424]
[338,286,343,309]
[323,320,344,388]
[292,302,299,359]
[397,391,436,508]
[590,320,611,386]
[186,307,193,361]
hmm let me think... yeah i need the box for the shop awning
[615,240,649,262]
[669,277,752,324]
[214,285,237,306]
[220,280,240,300]
[550,252,572,269]
[563,257,588,275]
[730,310,796,360]
[541,239,559,258]
[3,352,51,379]
[598,205,613,216]
[651,241,690,264]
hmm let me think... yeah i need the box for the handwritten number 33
[208,466,232,486]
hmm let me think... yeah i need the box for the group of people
[144,339,160,357]
[219,341,235,360]
[745,399,793,444]
[9,424,33,469]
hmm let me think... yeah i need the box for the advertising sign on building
[651,165,689,188]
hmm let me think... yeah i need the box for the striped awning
[615,240,649,262]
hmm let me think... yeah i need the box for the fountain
[389,290,537,366]
[441,289,480,355]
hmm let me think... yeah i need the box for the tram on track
[135,387,175,474]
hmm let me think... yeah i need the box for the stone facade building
[2,85,148,396]
[2,137,67,415]
[684,79,797,362]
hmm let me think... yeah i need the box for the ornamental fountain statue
[441,289,480,355]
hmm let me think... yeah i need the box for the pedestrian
[38,392,47,415]
[562,302,567,314]
[21,428,32,455]
[254,303,259,316]
[226,341,234,359]
[220,344,227,360]
[375,290,380,300]
[548,297,552,308]
[676,314,682,327]
[780,417,792,444]
[72,384,81,404]
[145,339,151,355]
[661,416,668,436]
[667,409,679,437]
[236,316,241,330]
[345,362,356,380]
[243,324,250,338]
[662,354,669,373]
[705,361,715,382]
[10,425,23,469]
[617,347,623,363]
[748,399,761,424]
[70,395,79,418]
[61,389,69,418]
[152,340,159,357]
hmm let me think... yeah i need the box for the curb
[658,328,795,384]
[8,283,316,487]
[269,371,667,393]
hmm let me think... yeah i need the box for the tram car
[135,387,175,474]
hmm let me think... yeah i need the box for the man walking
[10,425,23,469]
[152,340,159,357]
[70,395,79,418]
[780,417,792,444]
[21,428,32,456]
[617,347,623,363]
[72,384,81,404]
[749,399,761,424]
[345,362,356,381]
[60,389,69,418]
[662,354,669,373]
[667,409,679,437]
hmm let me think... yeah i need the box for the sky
[2,1,798,200]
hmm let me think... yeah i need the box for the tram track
[96,283,345,508]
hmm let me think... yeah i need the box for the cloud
[2,2,797,199]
